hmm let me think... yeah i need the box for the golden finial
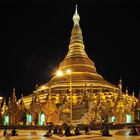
[21,94,23,99]
[119,78,122,85]
[132,91,135,97]
[13,87,15,95]
[126,87,128,95]
[12,87,16,101]
[75,5,78,14]
[35,83,39,90]
[73,5,80,25]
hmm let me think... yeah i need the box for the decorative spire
[119,78,122,95]
[12,87,17,102]
[13,87,16,97]
[64,5,89,59]
[132,91,135,97]
[8,97,11,106]
[20,94,26,107]
[31,93,35,104]
[35,83,39,90]
[126,87,128,95]
[73,5,80,25]
[21,93,23,99]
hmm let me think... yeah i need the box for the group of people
[101,125,140,137]
[3,128,18,136]
[44,126,91,137]
[44,125,113,137]
[44,125,114,137]
[3,125,139,138]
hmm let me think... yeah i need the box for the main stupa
[3,6,138,125]
[45,6,115,94]
[22,6,117,107]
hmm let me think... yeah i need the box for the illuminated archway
[26,113,32,125]
[39,113,45,126]
[126,114,131,123]
[111,116,115,123]
[4,115,9,125]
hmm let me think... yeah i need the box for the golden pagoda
[11,6,138,125]
[36,5,116,101]
[20,6,117,108]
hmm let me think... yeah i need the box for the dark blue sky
[0,0,140,99]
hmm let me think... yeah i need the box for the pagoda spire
[13,87,16,97]
[12,87,17,103]
[119,78,122,96]
[20,94,24,105]
[126,87,128,96]
[50,5,115,93]
[64,5,89,59]
[132,90,135,97]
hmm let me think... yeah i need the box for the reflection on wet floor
[115,130,129,136]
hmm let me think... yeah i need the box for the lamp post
[67,69,73,125]
[56,69,73,125]
[48,83,51,123]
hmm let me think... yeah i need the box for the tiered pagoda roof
[46,6,115,91]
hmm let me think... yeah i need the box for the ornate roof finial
[35,83,39,90]
[119,78,122,95]
[119,77,122,85]
[12,87,17,102]
[73,5,80,25]
[75,4,78,14]
[13,87,15,96]
[21,94,23,99]
[132,90,135,97]
[126,87,128,95]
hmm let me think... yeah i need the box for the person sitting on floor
[74,126,81,136]
[137,127,140,134]
[53,127,58,134]
[11,128,18,136]
[44,128,52,137]
[102,126,112,136]
[100,124,104,133]
[57,128,63,137]
[85,126,90,135]
[129,126,137,136]
[65,127,71,136]
[3,128,7,136]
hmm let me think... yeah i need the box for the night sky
[0,0,140,99]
